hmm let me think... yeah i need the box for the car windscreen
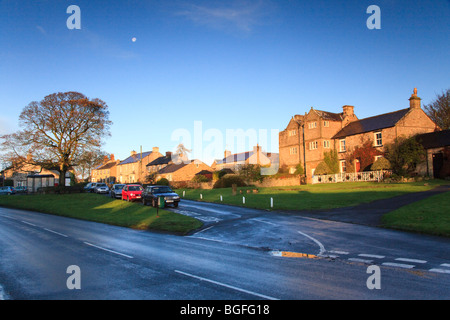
[128,186,143,191]
[151,187,173,193]
[114,185,125,190]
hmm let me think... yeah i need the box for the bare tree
[424,88,450,130]
[0,92,112,186]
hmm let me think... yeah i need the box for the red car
[121,184,143,202]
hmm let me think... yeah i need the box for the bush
[371,157,391,171]
[191,175,210,183]
[314,161,331,175]
[156,178,170,186]
[213,174,247,189]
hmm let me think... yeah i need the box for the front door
[432,152,444,178]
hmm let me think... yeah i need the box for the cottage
[214,144,279,172]
[156,159,213,182]
[117,147,163,184]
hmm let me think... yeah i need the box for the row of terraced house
[90,88,449,185]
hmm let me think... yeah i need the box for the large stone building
[279,88,438,181]
[91,154,120,184]
[117,147,163,184]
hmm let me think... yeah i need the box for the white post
[243,196,245,204]
[270,197,273,208]
[200,193,202,199]
[220,195,223,201]
[183,190,185,197]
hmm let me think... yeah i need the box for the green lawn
[0,193,203,235]
[177,180,447,211]
[381,191,450,237]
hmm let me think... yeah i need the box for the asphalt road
[0,200,449,301]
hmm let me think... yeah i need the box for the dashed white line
[382,262,415,269]
[44,228,68,238]
[21,220,37,227]
[348,258,373,264]
[83,242,133,259]
[328,250,349,255]
[174,270,279,300]
[429,268,450,274]
[358,254,385,259]
[395,258,427,264]
[440,263,450,268]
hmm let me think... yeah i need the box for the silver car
[94,183,109,194]
[110,184,126,199]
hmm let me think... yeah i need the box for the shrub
[213,174,247,189]
[156,178,170,186]
[314,161,331,175]
[191,175,210,183]
[371,157,391,171]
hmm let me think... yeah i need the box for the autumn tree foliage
[0,92,112,186]
[345,139,382,172]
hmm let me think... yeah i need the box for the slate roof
[118,151,153,165]
[146,155,172,167]
[333,108,410,139]
[313,109,344,121]
[416,130,450,149]
[96,161,118,170]
[157,162,188,174]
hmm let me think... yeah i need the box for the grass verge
[381,191,450,237]
[177,180,447,211]
[0,193,203,235]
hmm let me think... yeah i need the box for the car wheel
[173,202,178,208]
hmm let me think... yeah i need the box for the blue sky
[1,0,449,165]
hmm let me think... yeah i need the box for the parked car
[94,183,109,194]
[15,186,28,193]
[110,184,126,199]
[0,186,16,195]
[121,184,143,202]
[142,185,180,208]
[84,182,97,193]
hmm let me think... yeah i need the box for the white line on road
[440,263,450,268]
[328,250,349,255]
[348,258,373,264]
[395,258,427,264]
[429,268,450,274]
[297,231,326,256]
[21,220,37,227]
[382,262,415,269]
[0,284,8,300]
[252,219,278,227]
[44,228,68,238]
[83,242,133,259]
[358,254,385,259]
[174,270,279,300]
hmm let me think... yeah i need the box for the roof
[146,155,171,166]
[333,108,410,139]
[313,109,343,121]
[118,151,153,165]
[416,130,450,149]
[195,170,212,175]
[217,151,279,164]
[96,161,118,170]
[157,163,188,174]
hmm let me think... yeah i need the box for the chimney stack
[152,147,159,153]
[131,150,137,157]
[342,105,355,117]
[409,88,421,109]
[224,150,231,158]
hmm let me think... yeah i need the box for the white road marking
[44,228,68,238]
[348,258,373,264]
[174,270,279,300]
[21,220,37,227]
[83,242,133,259]
[440,263,450,268]
[180,204,241,217]
[193,226,214,235]
[358,254,385,259]
[0,284,8,300]
[329,250,349,255]
[252,219,278,227]
[395,258,427,264]
[382,262,415,269]
[429,268,450,274]
[297,231,326,256]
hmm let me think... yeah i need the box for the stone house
[91,154,120,184]
[279,88,438,181]
[146,152,173,174]
[214,144,279,173]
[117,147,163,184]
[156,159,213,182]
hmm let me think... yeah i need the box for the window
[340,160,346,173]
[374,132,382,146]
[323,121,329,127]
[323,140,330,148]
[288,130,297,137]
[289,147,298,155]
[339,139,346,152]
[308,122,317,129]
[309,141,318,150]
